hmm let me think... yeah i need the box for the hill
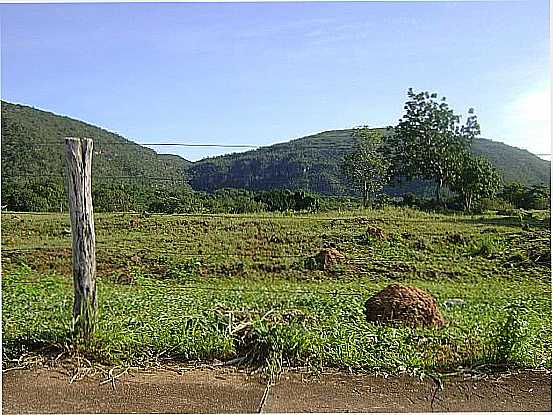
[1,101,191,187]
[2,101,549,205]
[189,129,550,196]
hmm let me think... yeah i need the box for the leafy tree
[2,177,66,212]
[499,182,528,207]
[254,189,320,212]
[387,89,480,203]
[523,183,550,210]
[499,182,550,210]
[342,127,391,207]
[450,153,501,211]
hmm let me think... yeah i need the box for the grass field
[2,207,551,375]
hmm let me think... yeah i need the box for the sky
[1,0,550,161]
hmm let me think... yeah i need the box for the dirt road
[2,367,551,413]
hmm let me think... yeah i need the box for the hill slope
[2,102,549,201]
[189,129,550,195]
[1,101,190,187]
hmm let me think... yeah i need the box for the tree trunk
[464,193,472,212]
[65,137,97,339]
[435,179,443,205]
[363,180,368,208]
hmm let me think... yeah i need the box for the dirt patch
[254,263,288,273]
[353,217,386,225]
[2,367,550,413]
[527,246,551,267]
[264,369,552,413]
[1,248,170,282]
[305,248,345,271]
[364,284,445,327]
[389,263,418,274]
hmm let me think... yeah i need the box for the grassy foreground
[2,208,551,374]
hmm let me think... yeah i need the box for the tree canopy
[450,153,502,211]
[387,89,481,202]
[342,127,391,206]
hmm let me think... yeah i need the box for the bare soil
[2,367,551,413]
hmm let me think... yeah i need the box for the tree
[499,182,528,208]
[342,127,391,207]
[387,89,480,203]
[450,153,501,211]
[523,184,550,210]
[499,182,550,209]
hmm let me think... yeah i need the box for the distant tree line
[498,182,550,210]
[1,178,360,213]
[2,175,547,214]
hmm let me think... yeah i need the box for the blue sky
[1,1,550,161]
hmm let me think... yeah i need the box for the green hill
[2,101,549,204]
[189,129,550,196]
[1,101,190,186]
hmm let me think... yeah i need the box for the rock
[364,284,445,327]
[443,298,465,307]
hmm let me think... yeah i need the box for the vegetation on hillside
[1,100,549,212]
[189,130,550,196]
[1,101,191,208]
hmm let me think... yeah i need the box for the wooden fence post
[64,137,97,338]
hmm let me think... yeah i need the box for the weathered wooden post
[64,137,97,338]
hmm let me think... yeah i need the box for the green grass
[2,208,551,374]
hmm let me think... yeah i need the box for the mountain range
[1,101,550,197]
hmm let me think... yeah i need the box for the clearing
[2,208,551,411]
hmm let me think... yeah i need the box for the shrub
[477,197,515,213]
[494,302,531,364]
[500,182,550,210]
[470,235,497,258]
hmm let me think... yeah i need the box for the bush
[470,235,498,258]
[371,193,395,208]
[523,184,550,210]
[493,302,531,364]
[477,197,515,213]
[400,192,449,211]
[254,189,321,212]
[500,182,527,207]
[210,189,267,214]
[500,182,550,210]
[2,178,66,212]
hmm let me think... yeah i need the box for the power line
[14,141,351,148]
[24,142,261,149]
[3,173,188,182]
